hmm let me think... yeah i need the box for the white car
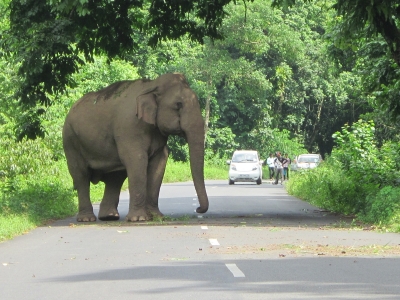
[291,153,322,171]
[227,150,263,185]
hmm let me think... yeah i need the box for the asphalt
[1,180,400,299]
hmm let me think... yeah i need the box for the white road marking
[209,239,219,246]
[225,264,245,277]
[193,203,197,206]
[201,226,208,230]
[193,198,197,201]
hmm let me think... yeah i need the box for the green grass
[0,158,227,242]
[286,162,400,233]
[3,153,400,243]
[0,214,38,241]
[163,160,228,183]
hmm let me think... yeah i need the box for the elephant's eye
[176,102,183,110]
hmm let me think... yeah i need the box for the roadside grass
[4,152,400,243]
[163,159,228,183]
[0,214,38,241]
[0,160,78,241]
[0,158,227,242]
[286,162,400,233]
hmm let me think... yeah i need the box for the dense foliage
[1,0,400,239]
[1,0,253,138]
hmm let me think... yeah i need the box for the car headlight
[252,166,258,171]
[231,164,237,171]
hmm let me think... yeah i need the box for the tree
[272,0,400,119]
[0,0,253,139]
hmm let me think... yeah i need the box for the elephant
[62,73,209,222]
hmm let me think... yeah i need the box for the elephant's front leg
[124,154,150,222]
[146,146,169,219]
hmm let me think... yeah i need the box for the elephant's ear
[136,92,157,126]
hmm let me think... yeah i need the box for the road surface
[1,180,400,299]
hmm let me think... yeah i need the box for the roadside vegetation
[1,0,400,241]
[287,120,400,232]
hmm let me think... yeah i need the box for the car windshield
[298,156,320,163]
[232,153,257,162]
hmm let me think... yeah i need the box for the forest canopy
[0,0,399,154]
[1,0,400,236]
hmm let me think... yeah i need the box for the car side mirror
[226,160,231,165]
[259,160,264,165]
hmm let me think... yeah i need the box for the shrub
[359,186,400,225]
[286,157,374,215]
[331,120,399,187]
[0,137,55,180]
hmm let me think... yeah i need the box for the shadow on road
[44,258,400,298]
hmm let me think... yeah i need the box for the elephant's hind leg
[66,158,96,222]
[75,177,96,222]
[98,171,127,221]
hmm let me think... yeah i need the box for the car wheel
[229,179,234,185]
[256,177,262,185]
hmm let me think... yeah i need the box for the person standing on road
[266,153,275,180]
[283,153,291,181]
[273,151,287,185]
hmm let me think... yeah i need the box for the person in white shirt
[266,153,275,180]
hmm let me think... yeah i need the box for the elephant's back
[66,80,140,118]
[63,79,144,140]
[73,80,136,107]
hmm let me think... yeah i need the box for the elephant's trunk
[186,131,209,214]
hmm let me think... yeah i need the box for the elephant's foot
[76,211,97,222]
[147,206,164,219]
[125,208,149,222]
[98,206,120,221]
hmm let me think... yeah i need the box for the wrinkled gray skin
[63,73,209,222]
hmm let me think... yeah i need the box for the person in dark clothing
[273,151,287,185]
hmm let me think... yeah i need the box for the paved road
[1,180,400,299]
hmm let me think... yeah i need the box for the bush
[287,119,400,231]
[331,120,400,187]
[359,186,400,226]
[0,136,55,180]
[287,158,368,214]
